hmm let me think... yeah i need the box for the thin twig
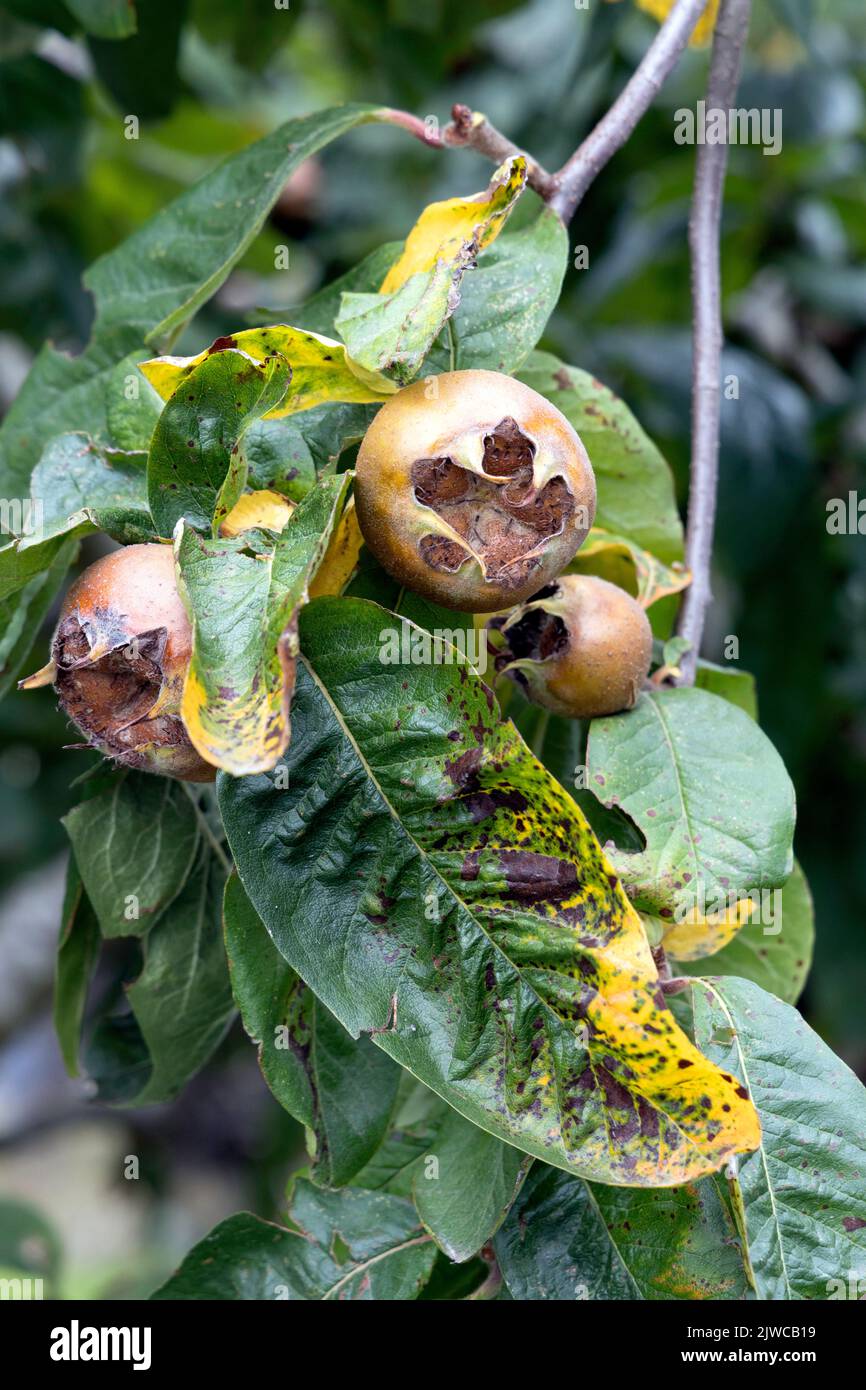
[443,104,558,202]
[675,0,752,685]
[548,0,709,222]
[383,0,707,224]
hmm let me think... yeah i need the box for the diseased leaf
[568,528,690,608]
[675,860,814,1007]
[687,975,866,1299]
[224,874,401,1187]
[140,326,394,427]
[335,158,527,384]
[219,596,760,1187]
[146,349,291,538]
[586,688,796,921]
[494,1162,749,1300]
[176,473,352,775]
[54,857,100,1077]
[151,1180,436,1300]
[62,771,201,938]
[659,897,757,963]
[517,352,684,564]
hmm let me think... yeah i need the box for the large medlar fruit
[492,573,653,718]
[31,543,214,782]
[353,370,596,612]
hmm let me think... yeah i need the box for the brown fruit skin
[51,544,215,782]
[353,370,596,613]
[496,573,653,719]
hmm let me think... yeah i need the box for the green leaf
[413,1107,530,1262]
[119,843,233,1104]
[177,473,352,775]
[516,352,684,564]
[674,859,814,1005]
[224,874,401,1187]
[696,659,758,720]
[54,858,100,1077]
[31,431,153,542]
[0,105,383,499]
[586,688,796,917]
[62,772,201,938]
[219,596,761,1187]
[335,158,527,384]
[63,0,136,38]
[87,0,185,122]
[688,975,866,1300]
[494,1163,750,1300]
[105,350,164,453]
[147,350,291,538]
[0,536,76,700]
[151,1180,436,1300]
[426,210,569,375]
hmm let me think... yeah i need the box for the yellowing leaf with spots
[175,474,352,776]
[379,155,527,294]
[219,597,761,1186]
[660,898,757,961]
[568,527,691,608]
[335,157,528,384]
[140,326,396,421]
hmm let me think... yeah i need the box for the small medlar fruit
[33,543,214,782]
[353,370,596,613]
[491,573,653,719]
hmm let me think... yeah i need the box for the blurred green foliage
[0,0,863,1162]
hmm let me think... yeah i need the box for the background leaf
[224,873,401,1187]
[151,1179,436,1300]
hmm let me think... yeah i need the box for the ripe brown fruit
[353,370,596,612]
[36,544,214,782]
[492,573,653,718]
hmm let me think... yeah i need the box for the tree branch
[675,0,752,686]
[548,0,709,222]
[383,0,709,224]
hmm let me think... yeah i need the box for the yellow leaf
[308,496,363,599]
[661,898,758,962]
[633,0,719,45]
[568,527,691,607]
[379,155,527,295]
[140,326,397,419]
[220,489,295,537]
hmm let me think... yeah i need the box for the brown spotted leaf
[219,597,760,1186]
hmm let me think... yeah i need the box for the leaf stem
[675,0,752,685]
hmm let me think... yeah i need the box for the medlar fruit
[30,543,214,782]
[492,573,653,718]
[353,370,596,612]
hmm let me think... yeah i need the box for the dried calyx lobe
[54,613,190,768]
[411,417,574,591]
[491,583,568,683]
